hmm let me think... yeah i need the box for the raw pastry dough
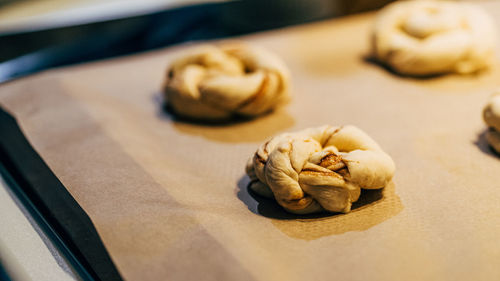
[372,0,497,76]
[246,125,395,214]
[483,91,500,154]
[164,43,290,120]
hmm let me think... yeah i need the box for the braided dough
[483,91,500,154]
[246,125,395,214]
[372,0,497,76]
[163,43,290,120]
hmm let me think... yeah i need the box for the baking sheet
[1,2,500,280]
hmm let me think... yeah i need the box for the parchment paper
[2,2,500,280]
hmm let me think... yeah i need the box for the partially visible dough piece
[486,129,500,154]
[163,43,290,120]
[372,0,497,76]
[246,125,396,214]
[483,91,500,154]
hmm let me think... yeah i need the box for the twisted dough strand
[246,125,395,214]
[164,43,290,120]
[372,0,497,76]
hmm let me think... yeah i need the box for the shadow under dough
[154,92,295,143]
[474,129,500,158]
[236,175,403,240]
[362,55,492,83]
[362,55,447,80]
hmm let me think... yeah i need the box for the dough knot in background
[483,90,500,154]
[164,43,290,120]
[372,0,497,76]
[246,125,395,215]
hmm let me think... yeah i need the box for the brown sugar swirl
[246,125,396,214]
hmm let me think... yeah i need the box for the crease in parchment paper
[0,75,257,281]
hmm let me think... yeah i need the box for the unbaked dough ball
[372,0,497,76]
[483,91,500,154]
[246,125,395,214]
[164,43,290,120]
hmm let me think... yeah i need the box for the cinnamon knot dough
[483,90,500,154]
[163,43,290,120]
[372,0,497,76]
[246,125,395,214]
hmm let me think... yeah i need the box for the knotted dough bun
[483,90,500,154]
[372,0,497,76]
[164,43,290,120]
[246,125,395,214]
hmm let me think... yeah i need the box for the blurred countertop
[0,0,223,35]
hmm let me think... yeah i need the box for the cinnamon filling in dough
[164,43,290,120]
[246,125,396,214]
